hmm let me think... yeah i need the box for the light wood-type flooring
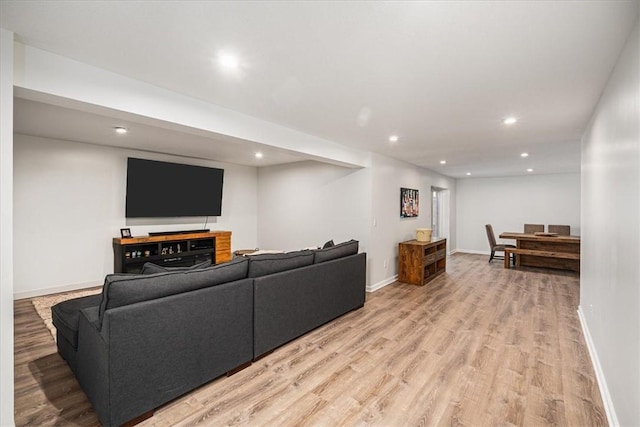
[14,253,606,426]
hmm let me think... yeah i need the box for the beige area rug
[31,287,102,342]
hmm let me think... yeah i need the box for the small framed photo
[120,228,132,238]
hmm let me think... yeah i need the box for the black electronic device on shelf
[190,239,214,250]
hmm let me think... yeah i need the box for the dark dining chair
[485,224,516,264]
[548,224,570,235]
[524,224,544,234]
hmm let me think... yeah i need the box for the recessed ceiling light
[389,135,399,143]
[527,168,533,172]
[440,160,446,165]
[503,117,517,125]
[521,152,529,157]
[466,172,472,176]
[114,127,128,134]
[219,53,239,69]
[255,152,263,159]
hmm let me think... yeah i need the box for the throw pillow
[322,240,335,249]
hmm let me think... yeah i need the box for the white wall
[257,155,456,291]
[13,135,259,298]
[456,173,581,253]
[580,16,639,427]
[369,154,456,290]
[15,136,458,297]
[0,28,14,427]
[257,160,372,269]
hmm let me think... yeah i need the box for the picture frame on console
[120,228,132,238]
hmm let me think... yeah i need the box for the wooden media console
[113,230,231,273]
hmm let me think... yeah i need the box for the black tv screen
[125,158,224,218]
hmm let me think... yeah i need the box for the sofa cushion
[322,239,335,249]
[51,293,103,349]
[314,239,359,264]
[98,257,249,327]
[247,250,315,278]
[140,259,212,274]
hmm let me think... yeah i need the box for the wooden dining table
[499,232,581,272]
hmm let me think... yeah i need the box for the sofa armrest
[80,305,101,328]
[75,278,254,426]
[76,306,110,425]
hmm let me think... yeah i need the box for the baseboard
[367,275,398,292]
[455,248,490,255]
[14,280,102,300]
[577,306,618,427]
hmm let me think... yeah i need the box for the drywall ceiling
[2,1,637,177]
[13,97,308,167]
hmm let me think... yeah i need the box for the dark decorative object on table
[120,228,132,238]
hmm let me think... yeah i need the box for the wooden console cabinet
[398,238,447,286]
[113,231,231,273]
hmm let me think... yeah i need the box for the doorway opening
[431,186,450,252]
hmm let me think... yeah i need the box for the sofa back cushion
[98,257,248,328]
[248,250,314,278]
[314,239,359,264]
[140,259,212,274]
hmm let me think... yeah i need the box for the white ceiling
[2,1,638,177]
[13,96,308,168]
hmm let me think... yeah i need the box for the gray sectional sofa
[52,240,366,426]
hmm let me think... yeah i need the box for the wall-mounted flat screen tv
[125,158,224,218]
